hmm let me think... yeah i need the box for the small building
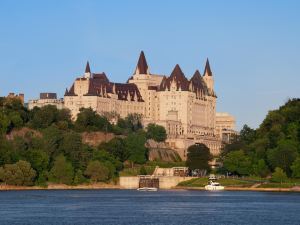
[28,93,64,110]
[153,166,188,177]
[215,112,237,144]
[6,93,24,104]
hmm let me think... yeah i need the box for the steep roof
[190,70,209,95]
[135,51,149,74]
[203,58,212,76]
[159,64,189,91]
[85,61,91,73]
[65,70,144,102]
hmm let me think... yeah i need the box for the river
[0,189,299,225]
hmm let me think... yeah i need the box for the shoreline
[175,186,300,192]
[1,184,300,192]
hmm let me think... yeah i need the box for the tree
[84,161,110,182]
[43,126,63,158]
[49,155,74,185]
[240,125,256,144]
[125,113,143,132]
[100,138,129,162]
[139,166,147,175]
[271,167,288,183]
[73,169,87,185]
[267,139,298,174]
[125,131,148,165]
[291,157,300,178]
[146,123,167,142]
[223,150,252,176]
[93,149,122,171]
[26,149,49,174]
[0,160,36,186]
[252,159,269,177]
[30,105,58,129]
[75,108,112,132]
[186,144,213,173]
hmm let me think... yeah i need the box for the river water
[0,189,299,225]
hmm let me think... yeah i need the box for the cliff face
[81,132,115,147]
[146,139,182,162]
[6,127,42,141]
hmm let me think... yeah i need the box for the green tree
[252,159,269,177]
[30,105,58,129]
[0,160,36,186]
[75,108,112,132]
[186,144,213,172]
[93,149,122,171]
[291,157,300,178]
[125,131,147,165]
[139,166,147,175]
[84,161,110,182]
[43,126,63,159]
[223,150,252,175]
[49,155,74,185]
[60,131,91,170]
[146,123,167,142]
[267,139,298,174]
[26,149,49,174]
[240,125,256,144]
[271,167,288,183]
[0,112,10,134]
[73,169,87,185]
[100,137,129,162]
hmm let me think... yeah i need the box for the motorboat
[137,187,158,191]
[205,174,224,191]
[205,180,225,190]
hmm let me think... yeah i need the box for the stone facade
[215,112,237,144]
[64,51,235,158]
[28,93,64,110]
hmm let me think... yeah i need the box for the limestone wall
[119,176,193,189]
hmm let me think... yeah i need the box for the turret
[84,61,92,79]
[134,51,149,75]
[203,58,214,92]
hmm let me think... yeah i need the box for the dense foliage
[186,144,213,175]
[0,97,167,186]
[221,98,300,178]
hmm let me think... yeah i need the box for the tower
[84,61,91,79]
[203,58,214,93]
[134,51,150,75]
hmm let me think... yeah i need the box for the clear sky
[0,0,299,130]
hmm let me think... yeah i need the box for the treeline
[221,98,300,181]
[0,97,167,186]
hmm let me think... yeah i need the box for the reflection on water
[0,189,299,225]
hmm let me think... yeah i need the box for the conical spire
[85,61,91,73]
[170,64,185,79]
[135,51,149,74]
[64,88,68,96]
[193,70,202,77]
[204,58,212,76]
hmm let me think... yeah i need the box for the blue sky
[0,0,299,130]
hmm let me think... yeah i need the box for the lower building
[6,93,24,104]
[28,93,64,110]
[215,112,237,144]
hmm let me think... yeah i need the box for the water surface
[0,189,299,225]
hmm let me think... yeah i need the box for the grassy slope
[178,178,254,187]
[178,177,300,188]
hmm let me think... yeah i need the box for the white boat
[137,187,158,191]
[205,180,224,191]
